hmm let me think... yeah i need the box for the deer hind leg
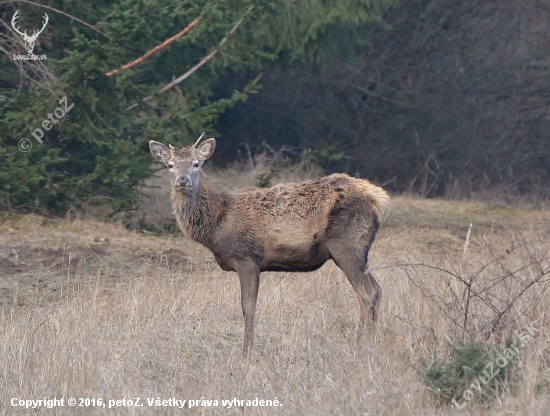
[329,246,381,324]
[358,269,381,323]
[235,260,260,357]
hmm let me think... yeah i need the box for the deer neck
[171,172,216,247]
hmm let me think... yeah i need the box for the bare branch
[10,0,108,39]
[106,18,200,77]
[489,265,550,332]
[124,6,254,112]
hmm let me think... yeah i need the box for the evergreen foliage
[0,0,393,214]
[419,339,519,405]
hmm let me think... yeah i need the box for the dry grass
[0,179,549,414]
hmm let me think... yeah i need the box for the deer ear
[149,141,171,165]
[196,138,216,161]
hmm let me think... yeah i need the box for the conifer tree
[0,0,394,213]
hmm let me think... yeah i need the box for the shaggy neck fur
[171,171,218,248]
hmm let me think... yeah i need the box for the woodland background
[1,0,549,215]
[1,3,549,413]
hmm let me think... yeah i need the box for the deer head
[12,11,49,54]
[149,133,216,192]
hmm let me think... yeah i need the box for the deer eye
[193,162,200,168]
[167,162,174,169]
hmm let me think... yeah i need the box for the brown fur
[150,137,389,356]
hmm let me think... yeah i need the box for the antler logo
[11,11,49,54]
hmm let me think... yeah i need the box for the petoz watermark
[452,322,539,410]
[18,96,74,152]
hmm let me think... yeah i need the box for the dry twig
[124,6,253,112]
[106,18,200,77]
[10,0,108,38]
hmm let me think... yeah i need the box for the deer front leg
[235,260,260,357]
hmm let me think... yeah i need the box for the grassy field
[0,183,549,414]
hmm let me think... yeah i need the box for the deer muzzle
[175,176,192,189]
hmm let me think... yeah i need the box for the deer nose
[175,176,192,188]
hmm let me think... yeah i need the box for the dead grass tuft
[0,190,549,414]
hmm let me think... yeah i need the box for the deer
[149,134,389,356]
[11,11,49,54]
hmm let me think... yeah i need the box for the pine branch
[124,6,253,112]
[106,18,200,77]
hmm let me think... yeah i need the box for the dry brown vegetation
[0,170,549,414]
[223,0,550,199]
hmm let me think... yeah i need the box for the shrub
[419,339,519,406]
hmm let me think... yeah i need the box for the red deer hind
[149,134,389,356]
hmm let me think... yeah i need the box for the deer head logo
[11,11,49,54]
